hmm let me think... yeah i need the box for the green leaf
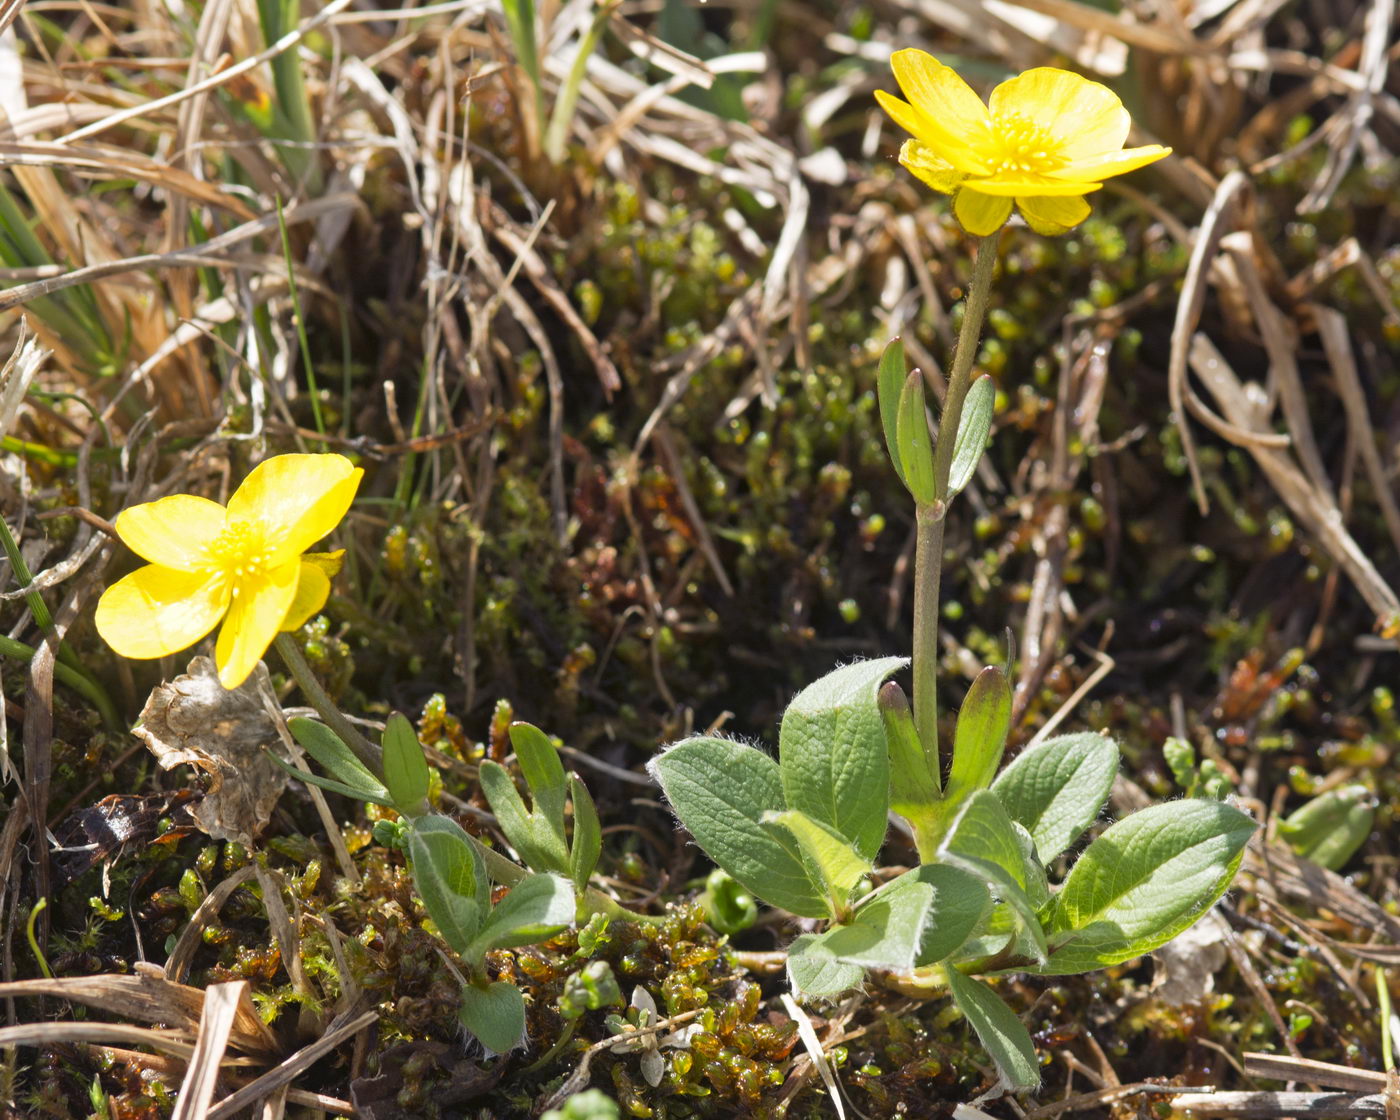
[568,775,603,892]
[266,750,393,806]
[880,681,941,817]
[877,338,908,486]
[510,721,568,825]
[991,732,1119,863]
[467,873,575,962]
[763,810,871,910]
[479,759,570,874]
[817,879,934,973]
[945,790,1032,893]
[408,816,488,956]
[1278,784,1374,871]
[649,737,827,917]
[288,717,390,803]
[902,863,993,965]
[787,933,866,997]
[778,657,907,862]
[896,370,936,504]
[945,968,1040,1090]
[382,712,430,816]
[459,980,526,1054]
[945,667,1012,805]
[1042,800,1257,975]
[948,374,995,497]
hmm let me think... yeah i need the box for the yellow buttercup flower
[876,50,1171,236]
[96,453,363,689]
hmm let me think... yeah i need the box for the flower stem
[273,633,381,772]
[910,234,999,766]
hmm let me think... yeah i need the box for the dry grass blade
[203,1009,377,1120]
[1243,1054,1389,1093]
[171,983,247,1120]
[0,1021,199,1058]
[1170,1091,1395,1117]
[163,866,259,984]
[0,975,278,1055]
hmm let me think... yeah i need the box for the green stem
[273,633,381,772]
[910,234,999,771]
[0,633,120,731]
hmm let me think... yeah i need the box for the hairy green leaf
[945,667,1012,805]
[382,712,430,816]
[779,657,906,861]
[763,810,871,908]
[817,880,933,973]
[881,680,941,816]
[408,816,488,956]
[787,934,866,997]
[1042,799,1256,974]
[991,732,1119,863]
[509,721,568,824]
[945,968,1040,1090]
[467,873,575,962]
[881,863,991,966]
[650,737,827,917]
[459,980,526,1054]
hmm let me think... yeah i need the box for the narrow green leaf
[1278,784,1374,871]
[948,374,995,497]
[896,370,937,504]
[877,338,908,485]
[382,712,430,816]
[1042,800,1257,975]
[479,760,569,874]
[408,816,488,956]
[459,981,526,1054]
[787,933,866,997]
[467,873,575,963]
[568,775,603,892]
[945,667,1012,805]
[499,0,541,89]
[266,751,393,806]
[945,968,1040,1090]
[763,810,871,906]
[880,681,940,817]
[649,738,827,917]
[288,717,389,802]
[778,657,907,861]
[509,721,568,824]
[991,732,1119,863]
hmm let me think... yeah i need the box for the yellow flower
[876,50,1171,236]
[96,453,363,689]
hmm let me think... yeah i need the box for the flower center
[986,112,1068,175]
[206,521,276,595]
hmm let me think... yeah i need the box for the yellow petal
[884,51,993,174]
[113,495,227,571]
[279,557,334,633]
[962,175,1101,197]
[1016,194,1093,236]
[953,190,1013,237]
[898,139,965,194]
[215,561,300,689]
[989,67,1129,160]
[226,454,363,567]
[1050,144,1171,182]
[95,564,228,660]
